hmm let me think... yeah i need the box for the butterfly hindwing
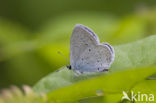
[70,24,114,73]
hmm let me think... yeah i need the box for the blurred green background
[0,0,156,89]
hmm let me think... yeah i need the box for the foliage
[0,8,156,87]
[33,35,156,103]
[34,35,156,93]
[0,5,156,103]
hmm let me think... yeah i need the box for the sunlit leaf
[34,35,156,94]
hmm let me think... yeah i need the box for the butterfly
[67,24,115,74]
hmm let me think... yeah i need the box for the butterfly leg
[101,69,108,72]
[74,70,83,76]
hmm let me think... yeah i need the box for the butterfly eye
[67,65,71,70]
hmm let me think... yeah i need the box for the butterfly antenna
[57,51,70,65]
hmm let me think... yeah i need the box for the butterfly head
[66,65,72,70]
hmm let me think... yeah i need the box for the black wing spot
[89,49,91,51]
[98,68,99,70]
[81,58,84,60]
[106,57,110,61]
[85,44,88,46]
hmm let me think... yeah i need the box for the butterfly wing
[70,24,114,73]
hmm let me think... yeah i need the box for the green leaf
[33,67,106,93]
[47,67,156,103]
[110,34,156,72]
[131,80,156,102]
[33,35,156,93]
